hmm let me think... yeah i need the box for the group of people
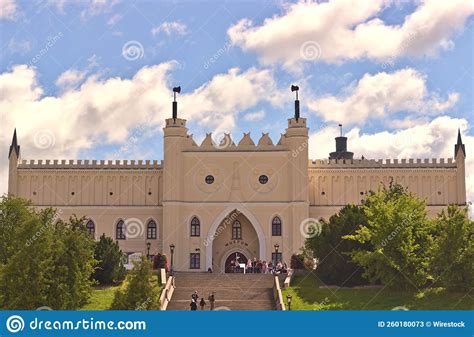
[230,257,288,274]
[190,290,215,311]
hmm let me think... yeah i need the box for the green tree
[47,216,96,309]
[344,182,432,289]
[0,196,33,264]
[1,206,55,309]
[306,205,370,286]
[111,257,159,310]
[93,234,126,285]
[0,196,96,309]
[430,205,474,291]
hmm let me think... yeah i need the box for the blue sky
[0,0,473,201]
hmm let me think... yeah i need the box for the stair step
[168,272,276,310]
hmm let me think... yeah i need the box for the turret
[8,129,20,195]
[284,85,309,252]
[454,129,466,205]
[329,124,354,160]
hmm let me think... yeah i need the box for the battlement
[309,158,457,169]
[184,132,288,151]
[17,159,163,170]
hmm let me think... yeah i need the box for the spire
[8,128,20,159]
[454,128,466,158]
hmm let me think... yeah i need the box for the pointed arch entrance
[205,206,266,272]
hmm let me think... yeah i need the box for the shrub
[111,257,160,310]
[93,234,126,285]
[306,204,369,286]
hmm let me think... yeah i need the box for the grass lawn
[81,275,161,310]
[282,273,474,310]
[81,285,119,310]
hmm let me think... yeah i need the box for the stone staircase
[166,272,276,310]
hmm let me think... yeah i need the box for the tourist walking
[190,299,197,311]
[199,297,206,310]
[191,290,199,302]
[208,292,215,310]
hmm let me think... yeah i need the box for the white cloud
[55,69,86,90]
[151,21,187,36]
[309,116,474,214]
[0,0,17,20]
[228,0,474,71]
[107,13,123,26]
[308,68,459,125]
[7,37,31,55]
[0,63,281,193]
[243,110,265,122]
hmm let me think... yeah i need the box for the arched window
[190,217,200,237]
[232,220,242,240]
[272,216,282,236]
[86,220,95,237]
[147,220,157,239]
[116,220,126,240]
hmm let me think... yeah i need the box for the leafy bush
[345,183,432,290]
[306,204,369,286]
[153,253,167,270]
[430,205,474,291]
[0,197,96,309]
[93,234,126,285]
[111,257,160,310]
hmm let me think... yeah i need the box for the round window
[259,175,269,184]
[205,175,215,184]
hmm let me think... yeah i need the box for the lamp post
[170,243,175,276]
[274,243,279,264]
[286,294,292,311]
[146,242,151,259]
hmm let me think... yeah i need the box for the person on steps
[199,297,206,310]
[208,292,215,310]
[190,299,197,311]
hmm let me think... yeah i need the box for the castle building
[7,90,467,272]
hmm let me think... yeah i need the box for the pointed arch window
[232,220,242,240]
[272,216,282,236]
[116,220,126,240]
[147,220,157,239]
[86,220,95,237]
[190,217,200,237]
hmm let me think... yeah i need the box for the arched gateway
[205,206,266,272]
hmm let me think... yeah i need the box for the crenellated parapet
[308,158,458,169]
[17,159,163,170]
[184,132,287,152]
